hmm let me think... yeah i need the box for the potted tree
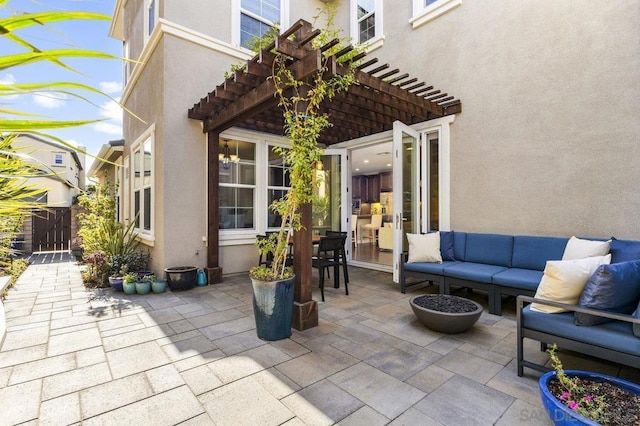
[247,11,360,341]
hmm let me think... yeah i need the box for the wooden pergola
[188,19,461,330]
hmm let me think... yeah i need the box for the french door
[392,122,420,282]
[315,148,350,254]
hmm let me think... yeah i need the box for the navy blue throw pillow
[610,237,640,263]
[575,260,640,326]
[439,231,455,261]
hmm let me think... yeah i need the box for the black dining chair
[312,235,349,302]
[325,230,350,285]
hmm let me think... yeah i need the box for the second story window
[351,0,383,48]
[53,152,64,166]
[410,0,462,29]
[240,0,281,49]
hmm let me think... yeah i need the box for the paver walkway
[1,258,638,425]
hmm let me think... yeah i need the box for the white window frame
[218,138,257,234]
[130,124,155,244]
[350,0,384,52]
[123,40,130,88]
[232,0,290,50]
[52,152,65,166]
[265,142,291,232]
[143,0,159,45]
[410,0,462,29]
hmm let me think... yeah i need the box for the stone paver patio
[1,257,639,425]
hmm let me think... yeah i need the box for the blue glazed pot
[135,281,151,295]
[108,277,124,292]
[251,275,295,341]
[539,370,640,425]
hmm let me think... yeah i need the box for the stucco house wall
[113,0,640,277]
[368,0,640,239]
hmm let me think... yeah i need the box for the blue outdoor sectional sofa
[401,231,569,315]
[400,231,640,375]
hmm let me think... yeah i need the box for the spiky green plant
[0,1,124,261]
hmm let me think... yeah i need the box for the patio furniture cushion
[443,262,508,283]
[511,236,568,271]
[530,255,611,313]
[492,268,544,291]
[464,233,513,268]
[610,238,640,263]
[453,231,466,261]
[404,260,460,275]
[562,236,611,260]
[407,233,442,263]
[575,260,640,326]
[633,301,640,337]
[521,305,640,357]
[440,231,455,261]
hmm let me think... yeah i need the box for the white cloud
[33,92,67,108]
[100,99,123,123]
[1,73,19,100]
[0,73,16,85]
[99,81,123,94]
[94,122,123,136]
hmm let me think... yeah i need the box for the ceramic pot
[164,266,197,291]
[539,370,640,425]
[151,279,167,294]
[108,276,124,292]
[250,275,295,341]
[135,281,151,295]
[123,281,136,295]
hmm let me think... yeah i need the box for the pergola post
[292,202,318,330]
[206,130,223,284]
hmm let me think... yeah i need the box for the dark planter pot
[137,270,154,281]
[409,294,483,334]
[108,277,124,292]
[250,275,295,341]
[539,370,640,426]
[164,266,197,291]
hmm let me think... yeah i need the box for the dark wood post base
[205,267,223,284]
[292,300,318,331]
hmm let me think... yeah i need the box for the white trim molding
[410,0,462,29]
[121,18,252,105]
[130,123,156,244]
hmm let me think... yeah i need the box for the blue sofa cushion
[440,231,455,261]
[492,268,544,291]
[404,261,459,276]
[453,231,466,261]
[511,236,568,271]
[464,233,514,267]
[610,238,640,263]
[522,305,640,356]
[575,261,640,326]
[443,262,508,283]
[633,301,640,338]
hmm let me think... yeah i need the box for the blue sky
[1,0,122,170]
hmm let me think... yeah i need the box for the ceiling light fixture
[219,139,240,170]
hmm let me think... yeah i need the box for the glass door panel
[315,149,348,250]
[393,121,420,283]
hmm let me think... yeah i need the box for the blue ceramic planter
[539,370,640,425]
[251,276,295,341]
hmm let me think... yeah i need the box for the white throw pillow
[530,254,611,313]
[562,236,611,260]
[407,232,442,263]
